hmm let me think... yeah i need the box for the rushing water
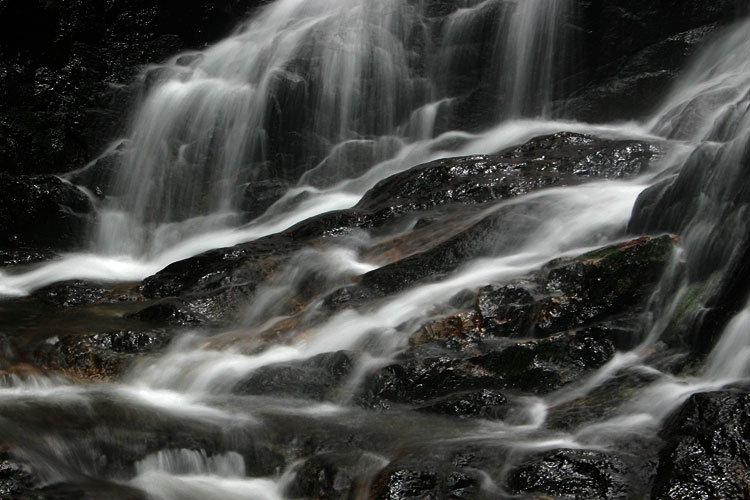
[2,1,750,498]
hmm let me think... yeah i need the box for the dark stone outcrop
[141,234,295,300]
[31,280,112,309]
[507,449,633,500]
[327,133,660,305]
[415,388,510,419]
[534,235,678,336]
[28,329,171,380]
[360,315,611,406]
[357,132,657,217]
[563,0,746,121]
[369,453,489,500]
[652,390,750,500]
[0,451,35,499]
[0,173,93,251]
[561,24,722,122]
[234,351,356,401]
[0,0,268,177]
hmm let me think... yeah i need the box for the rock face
[564,0,746,122]
[0,173,93,251]
[652,390,750,500]
[0,0,268,177]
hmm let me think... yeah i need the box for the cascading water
[2,1,750,499]
[497,0,572,118]
[97,0,433,256]
[95,0,576,259]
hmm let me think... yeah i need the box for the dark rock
[31,280,111,308]
[561,24,722,122]
[326,134,661,306]
[141,235,294,299]
[507,449,631,500]
[0,0,267,177]
[410,312,484,350]
[535,235,678,336]
[356,132,658,216]
[477,283,536,337]
[286,451,386,500]
[471,333,585,394]
[652,390,750,500]
[577,0,743,74]
[241,178,289,220]
[416,389,510,419]
[360,235,674,409]
[234,351,355,401]
[0,451,35,498]
[373,468,438,500]
[65,141,127,198]
[28,329,171,379]
[35,481,147,500]
[127,298,207,326]
[368,450,491,500]
[0,173,93,251]
[629,110,750,353]
[360,329,616,409]
[0,249,54,267]
[545,362,661,431]
[415,235,673,347]
[359,354,497,409]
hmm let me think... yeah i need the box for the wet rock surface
[0,0,269,177]
[0,451,36,499]
[356,132,658,216]
[507,449,634,500]
[0,173,94,251]
[564,0,746,122]
[234,351,356,401]
[652,389,750,500]
[27,328,172,380]
[359,235,675,409]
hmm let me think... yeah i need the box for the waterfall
[4,1,750,499]
[498,0,573,118]
[633,18,750,352]
[95,0,575,258]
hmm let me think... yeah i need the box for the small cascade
[632,18,750,352]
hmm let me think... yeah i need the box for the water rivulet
[1,1,750,499]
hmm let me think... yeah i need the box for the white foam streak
[131,471,284,500]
